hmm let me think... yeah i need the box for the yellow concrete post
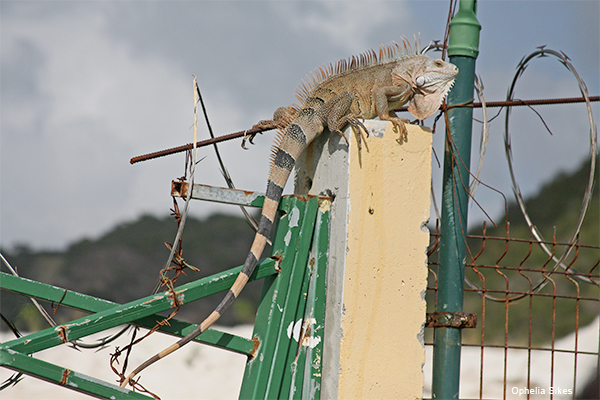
[295,120,431,399]
[340,122,431,399]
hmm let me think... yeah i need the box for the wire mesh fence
[424,223,600,399]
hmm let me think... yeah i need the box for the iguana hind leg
[243,106,297,148]
[320,91,367,149]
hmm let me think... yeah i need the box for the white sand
[1,318,597,399]
[423,317,599,399]
[0,325,253,400]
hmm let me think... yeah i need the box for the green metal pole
[432,1,480,399]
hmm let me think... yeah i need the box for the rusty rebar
[130,95,599,165]
[472,95,599,109]
[130,127,265,164]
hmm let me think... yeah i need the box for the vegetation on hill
[1,213,265,332]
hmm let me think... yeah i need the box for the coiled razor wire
[503,46,597,292]
[469,74,490,197]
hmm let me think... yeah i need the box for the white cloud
[1,1,598,249]
[270,1,413,54]
[1,3,264,249]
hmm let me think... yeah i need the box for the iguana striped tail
[121,117,308,388]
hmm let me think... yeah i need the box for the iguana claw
[241,129,259,149]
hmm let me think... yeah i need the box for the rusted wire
[459,342,598,356]
[430,226,600,292]
[426,227,599,400]
[110,327,161,400]
[114,78,205,392]
[435,46,598,308]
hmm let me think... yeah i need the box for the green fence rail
[1,183,330,400]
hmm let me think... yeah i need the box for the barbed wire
[113,77,203,394]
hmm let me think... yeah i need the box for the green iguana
[122,39,458,387]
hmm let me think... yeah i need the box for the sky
[1,1,599,251]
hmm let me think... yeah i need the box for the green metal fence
[1,184,330,399]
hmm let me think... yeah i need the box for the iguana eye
[416,76,426,87]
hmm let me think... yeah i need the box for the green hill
[500,155,598,244]
[1,213,265,332]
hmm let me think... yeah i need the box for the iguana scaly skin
[122,40,457,387]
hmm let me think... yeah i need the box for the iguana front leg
[375,86,412,142]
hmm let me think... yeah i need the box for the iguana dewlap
[122,40,458,387]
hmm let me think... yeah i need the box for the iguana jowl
[122,40,458,386]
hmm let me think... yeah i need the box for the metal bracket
[426,311,477,328]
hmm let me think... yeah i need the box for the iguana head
[392,55,458,120]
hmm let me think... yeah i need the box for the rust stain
[290,194,308,201]
[271,255,283,273]
[170,181,181,196]
[249,337,261,359]
[170,181,188,197]
[425,311,477,329]
[300,324,312,347]
[180,182,189,197]
[166,290,185,308]
[60,369,71,385]
[56,326,68,343]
